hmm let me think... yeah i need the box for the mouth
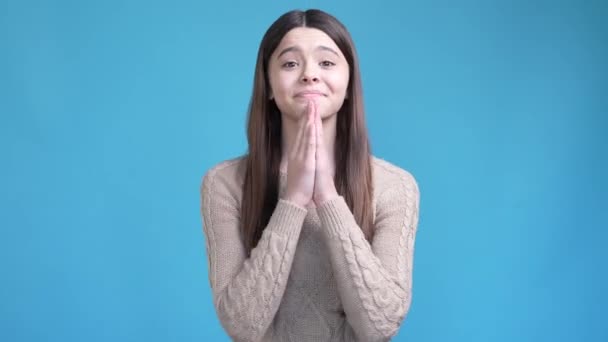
[294,91,326,99]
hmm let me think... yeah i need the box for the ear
[268,89,274,100]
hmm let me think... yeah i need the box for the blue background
[1,0,606,341]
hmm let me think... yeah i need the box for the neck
[280,114,337,173]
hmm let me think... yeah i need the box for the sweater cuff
[316,196,358,238]
[267,199,309,237]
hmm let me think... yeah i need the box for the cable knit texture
[200,155,420,342]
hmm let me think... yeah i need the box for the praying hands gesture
[283,100,339,208]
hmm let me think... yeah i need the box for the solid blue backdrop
[1,0,606,341]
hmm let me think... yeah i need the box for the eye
[282,61,298,69]
[320,60,335,67]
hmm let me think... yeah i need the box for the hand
[282,101,317,208]
[313,105,338,206]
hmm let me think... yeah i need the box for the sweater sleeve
[316,171,420,342]
[200,168,308,342]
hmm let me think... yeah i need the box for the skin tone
[267,27,350,208]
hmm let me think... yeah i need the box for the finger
[302,101,316,159]
[315,109,324,167]
[305,107,317,161]
[316,108,323,146]
[291,102,309,158]
[297,101,315,158]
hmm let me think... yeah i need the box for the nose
[300,75,319,83]
[300,64,319,83]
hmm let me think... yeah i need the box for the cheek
[269,77,298,117]
[270,73,296,98]
[328,75,349,96]
[327,67,349,93]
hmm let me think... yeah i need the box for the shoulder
[200,155,248,202]
[371,155,419,199]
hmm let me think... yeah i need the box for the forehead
[273,27,343,56]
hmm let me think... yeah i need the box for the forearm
[318,196,411,341]
[212,200,307,342]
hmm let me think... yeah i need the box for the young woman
[200,9,420,342]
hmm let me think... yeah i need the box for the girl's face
[268,27,350,121]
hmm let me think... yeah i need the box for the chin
[321,112,338,120]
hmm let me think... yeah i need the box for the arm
[200,169,308,342]
[317,171,420,341]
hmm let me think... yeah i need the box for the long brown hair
[241,9,373,256]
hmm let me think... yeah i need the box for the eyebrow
[277,45,340,58]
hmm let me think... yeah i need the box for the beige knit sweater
[200,155,420,342]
